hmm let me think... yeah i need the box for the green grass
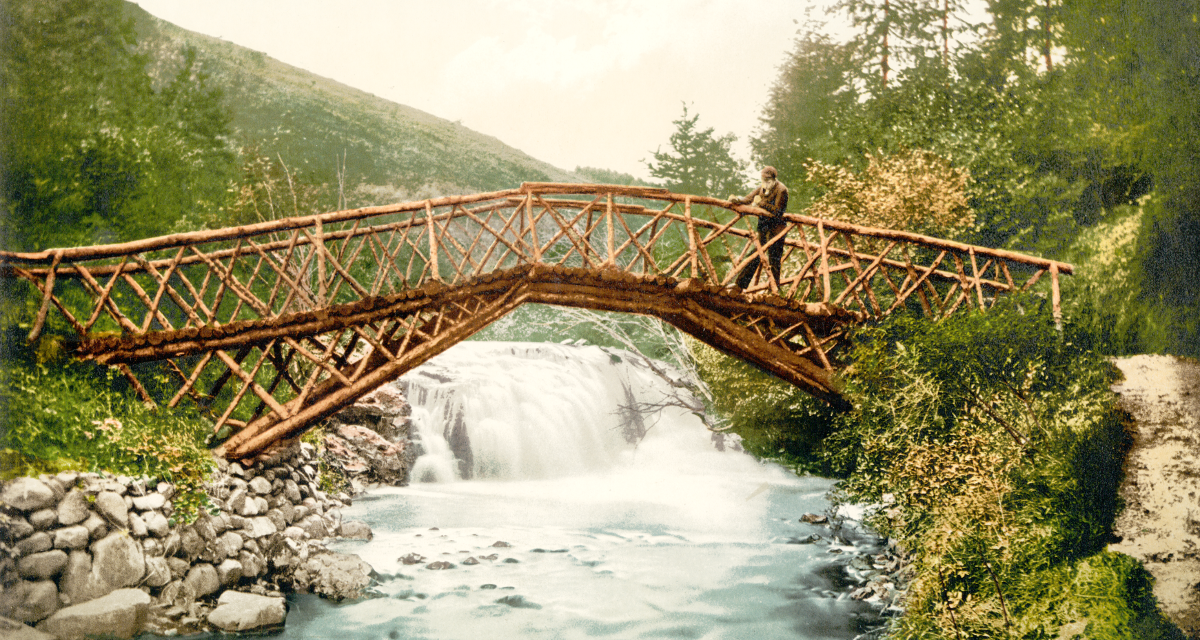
[0,338,214,522]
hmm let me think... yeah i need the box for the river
[270,342,884,639]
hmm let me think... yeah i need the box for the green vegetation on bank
[697,300,1183,638]
[0,339,213,521]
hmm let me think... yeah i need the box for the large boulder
[1,478,56,512]
[36,588,149,640]
[207,591,287,632]
[61,533,145,603]
[290,551,374,601]
[93,491,128,528]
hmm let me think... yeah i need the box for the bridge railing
[1,182,1072,345]
[0,182,1072,425]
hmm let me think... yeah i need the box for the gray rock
[94,492,128,528]
[253,496,270,514]
[130,493,165,511]
[178,527,204,560]
[216,558,243,586]
[339,520,372,540]
[144,556,171,588]
[192,517,217,541]
[183,563,220,597]
[248,476,272,495]
[142,511,169,538]
[1,478,56,512]
[81,513,107,540]
[0,580,59,623]
[283,479,302,504]
[206,591,286,632]
[17,550,68,580]
[283,526,307,541]
[216,531,243,558]
[166,557,190,581]
[141,537,163,558]
[0,615,58,639]
[58,551,92,604]
[158,580,196,608]
[296,515,328,539]
[237,550,264,578]
[265,509,287,532]
[56,490,89,526]
[53,526,89,550]
[243,517,278,539]
[61,532,147,602]
[16,532,51,556]
[36,588,150,640]
[27,509,56,531]
[161,531,181,557]
[127,511,148,537]
[5,515,35,540]
[290,551,373,601]
[227,488,250,515]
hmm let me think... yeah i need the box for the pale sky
[134,0,847,182]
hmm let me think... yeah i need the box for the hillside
[126,2,579,207]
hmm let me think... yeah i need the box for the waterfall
[396,341,720,482]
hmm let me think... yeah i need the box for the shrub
[824,297,1183,638]
[0,355,214,522]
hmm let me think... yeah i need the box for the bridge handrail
[0,182,1071,275]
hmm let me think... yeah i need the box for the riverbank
[0,440,376,638]
[1110,354,1200,637]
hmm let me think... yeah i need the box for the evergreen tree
[644,104,746,197]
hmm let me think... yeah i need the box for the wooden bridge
[0,183,1072,461]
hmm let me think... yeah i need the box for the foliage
[0,0,235,251]
[818,299,1185,638]
[645,104,747,197]
[804,148,974,237]
[686,339,839,474]
[0,354,214,522]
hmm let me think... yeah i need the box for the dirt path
[1110,354,1200,637]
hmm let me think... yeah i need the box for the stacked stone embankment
[1,440,377,639]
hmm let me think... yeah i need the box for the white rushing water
[281,342,882,640]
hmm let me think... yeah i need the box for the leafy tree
[750,31,857,203]
[644,104,746,197]
[0,0,234,251]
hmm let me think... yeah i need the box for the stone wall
[1,440,375,638]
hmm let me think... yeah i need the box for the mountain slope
[128,2,579,206]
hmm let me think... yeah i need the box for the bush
[822,297,1182,638]
[0,354,214,522]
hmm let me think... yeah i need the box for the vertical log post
[1051,262,1062,331]
[27,249,63,343]
[606,193,615,266]
[527,194,541,263]
[685,197,699,279]
[818,220,831,303]
[426,201,439,281]
[315,218,327,305]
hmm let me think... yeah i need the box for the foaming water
[280,343,878,639]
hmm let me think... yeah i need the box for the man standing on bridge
[729,166,789,290]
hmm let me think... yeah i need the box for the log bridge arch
[0,183,1072,461]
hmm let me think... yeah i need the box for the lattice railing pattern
[0,183,1072,460]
